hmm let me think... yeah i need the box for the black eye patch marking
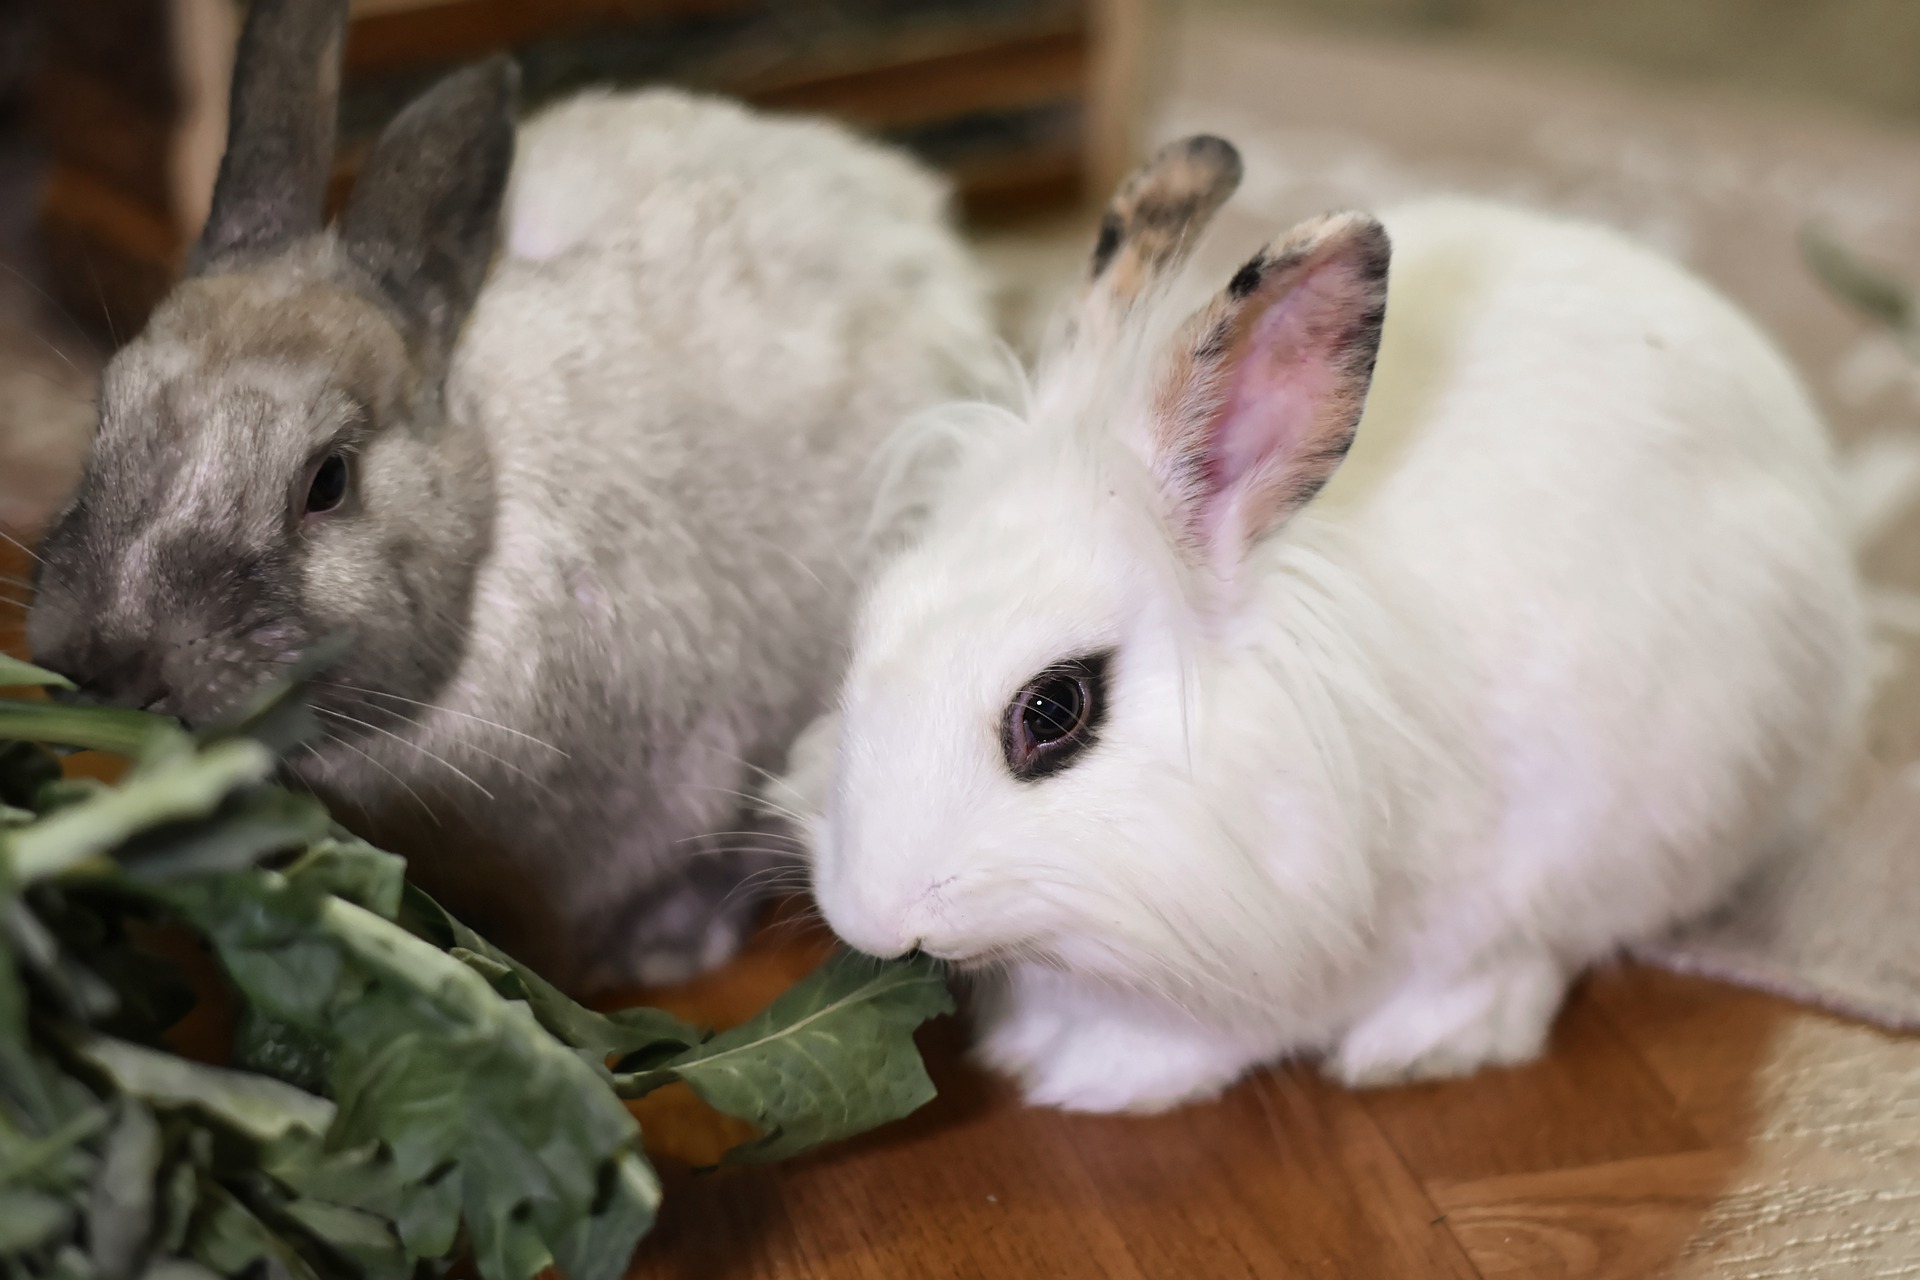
[1002,650,1112,781]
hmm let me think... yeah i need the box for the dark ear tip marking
[437,53,522,111]
[1320,214,1392,282]
[477,52,523,98]
[1226,255,1265,300]
[1090,212,1124,278]
[1179,134,1244,182]
[1350,216,1392,276]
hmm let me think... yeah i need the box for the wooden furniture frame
[34,0,1142,335]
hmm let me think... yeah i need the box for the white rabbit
[777,136,1867,1112]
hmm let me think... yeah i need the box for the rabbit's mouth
[923,942,1013,972]
[37,658,247,729]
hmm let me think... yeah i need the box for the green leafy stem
[0,657,951,1280]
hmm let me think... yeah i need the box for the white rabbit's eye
[1003,652,1110,781]
[304,452,350,517]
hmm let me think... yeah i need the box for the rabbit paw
[1331,952,1566,1087]
[974,974,1264,1114]
[621,899,757,988]
[585,853,780,989]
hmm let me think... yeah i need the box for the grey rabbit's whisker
[734,863,813,885]
[675,828,806,848]
[0,261,103,371]
[763,909,830,946]
[720,754,788,787]
[701,846,811,869]
[281,751,323,796]
[755,774,815,813]
[315,705,496,801]
[308,731,442,829]
[664,780,810,825]
[311,678,569,757]
[717,864,813,909]
[702,747,817,812]
[753,799,811,827]
[0,529,42,564]
[332,692,558,797]
[732,875,815,906]
[10,366,98,405]
[680,846,806,864]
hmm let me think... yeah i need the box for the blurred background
[9,0,1920,752]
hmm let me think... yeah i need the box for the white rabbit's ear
[1074,135,1243,340]
[1149,212,1390,569]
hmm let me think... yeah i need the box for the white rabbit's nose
[813,866,946,960]
[814,878,913,959]
[823,913,920,962]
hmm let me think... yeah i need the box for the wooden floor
[622,917,1920,1280]
[5,540,1916,1279]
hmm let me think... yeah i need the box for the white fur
[781,195,1867,1112]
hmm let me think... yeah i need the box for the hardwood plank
[1584,964,1798,1146]
[1431,1130,1920,1280]
[1358,981,1709,1186]
[1594,965,1920,1191]
[1065,1065,1481,1279]
[634,1018,1156,1280]
[633,1006,1479,1279]
[1427,1150,1742,1280]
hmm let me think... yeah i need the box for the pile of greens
[0,653,951,1280]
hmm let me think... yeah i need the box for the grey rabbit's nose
[76,643,174,714]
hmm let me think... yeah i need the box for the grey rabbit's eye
[1003,651,1111,781]
[304,452,350,517]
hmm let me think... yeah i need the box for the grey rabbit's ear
[191,0,348,273]
[339,56,519,373]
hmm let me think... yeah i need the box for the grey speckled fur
[26,0,1004,992]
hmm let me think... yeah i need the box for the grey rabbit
[26,0,1004,990]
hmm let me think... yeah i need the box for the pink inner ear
[1208,269,1347,496]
